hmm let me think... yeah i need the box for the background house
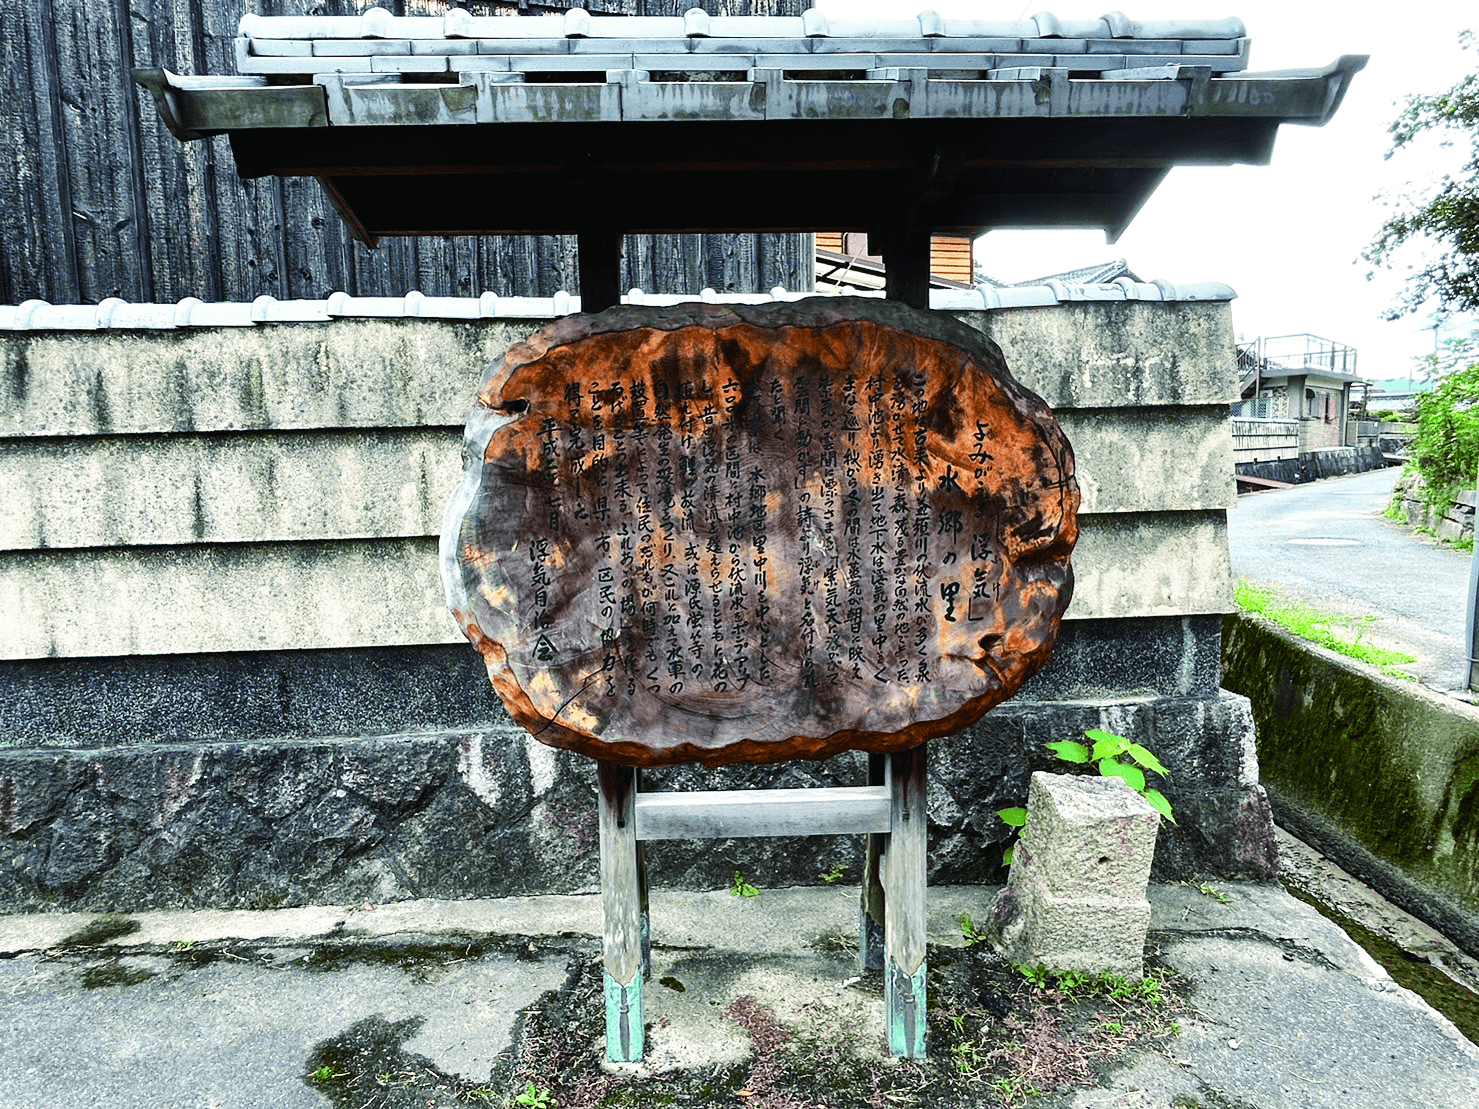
[814,232,974,294]
[1234,333,1365,450]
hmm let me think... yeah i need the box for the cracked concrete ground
[0,880,1475,1108]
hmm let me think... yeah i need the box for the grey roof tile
[182,301,255,327]
[2,284,1238,332]
[231,4,1256,85]
[311,39,414,56]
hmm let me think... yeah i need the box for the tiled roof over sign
[133,7,1364,245]
[137,5,1364,139]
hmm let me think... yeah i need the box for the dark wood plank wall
[0,0,811,306]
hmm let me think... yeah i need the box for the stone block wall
[1389,468,1476,544]
[0,291,1274,911]
[1234,445,1389,486]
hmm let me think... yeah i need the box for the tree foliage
[1409,349,1479,510]
[1365,32,1479,318]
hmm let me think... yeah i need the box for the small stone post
[989,772,1161,979]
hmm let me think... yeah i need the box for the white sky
[816,0,1478,381]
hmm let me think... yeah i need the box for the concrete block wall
[1224,612,1479,957]
[0,293,1273,911]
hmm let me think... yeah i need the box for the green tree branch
[1365,31,1479,317]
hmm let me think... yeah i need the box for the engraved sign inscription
[442,299,1078,766]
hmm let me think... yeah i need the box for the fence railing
[1231,417,1299,463]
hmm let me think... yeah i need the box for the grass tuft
[1234,581,1417,679]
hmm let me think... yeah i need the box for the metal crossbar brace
[596,746,928,1063]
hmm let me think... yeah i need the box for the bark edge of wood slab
[441,297,1078,767]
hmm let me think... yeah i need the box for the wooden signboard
[442,298,1079,767]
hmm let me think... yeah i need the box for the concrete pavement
[2,882,1476,1108]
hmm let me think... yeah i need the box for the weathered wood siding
[930,235,974,285]
[0,0,811,307]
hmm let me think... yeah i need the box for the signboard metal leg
[883,745,928,1059]
[598,761,644,1062]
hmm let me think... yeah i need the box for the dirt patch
[294,933,1186,1108]
[482,942,1188,1109]
[56,914,141,948]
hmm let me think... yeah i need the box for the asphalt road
[1227,466,1473,692]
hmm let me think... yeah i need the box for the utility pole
[1469,467,1479,692]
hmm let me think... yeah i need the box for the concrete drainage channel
[1275,826,1479,1045]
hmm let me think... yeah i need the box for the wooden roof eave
[135,54,1367,245]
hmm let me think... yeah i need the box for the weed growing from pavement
[511,1081,555,1108]
[482,940,1189,1109]
[1235,579,1418,678]
[729,871,760,898]
[959,913,984,948]
[926,948,1185,1108]
[996,729,1174,866]
[1184,881,1231,905]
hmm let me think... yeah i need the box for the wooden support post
[883,745,928,1058]
[870,223,932,311]
[595,758,926,1061]
[860,752,886,973]
[577,227,623,314]
[598,761,644,1062]
[637,840,651,980]
[636,769,651,980]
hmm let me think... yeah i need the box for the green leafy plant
[1185,881,1230,905]
[959,913,982,948]
[1409,357,1479,515]
[996,729,1174,865]
[950,1040,986,1077]
[1363,31,1479,318]
[1018,963,1050,989]
[1046,730,1174,824]
[1014,964,1169,1007]
[729,871,759,899]
[1057,969,1088,999]
[513,1082,555,1109]
[818,862,846,885]
[992,1076,1041,1102]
